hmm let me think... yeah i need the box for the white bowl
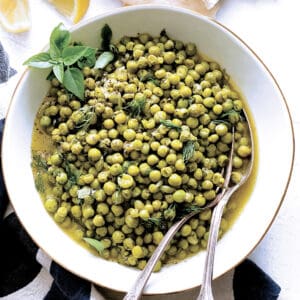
[1,5,294,295]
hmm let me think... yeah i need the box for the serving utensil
[198,121,254,300]
[124,117,254,300]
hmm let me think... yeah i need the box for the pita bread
[120,0,221,17]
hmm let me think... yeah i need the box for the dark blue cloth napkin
[0,42,16,84]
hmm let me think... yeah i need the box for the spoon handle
[197,187,236,300]
[123,211,198,300]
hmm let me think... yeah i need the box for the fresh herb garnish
[212,109,241,126]
[34,174,45,193]
[64,161,81,190]
[74,106,95,130]
[24,23,96,100]
[94,51,114,69]
[124,97,146,117]
[83,237,105,254]
[101,24,113,51]
[160,120,182,131]
[139,73,160,86]
[94,24,117,70]
[31,153,48,193]
[32,153,48,171]
[142,217,168,232]
[182,140,196,163]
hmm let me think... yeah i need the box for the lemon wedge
[48,0,90,24]
[0,0,31,33]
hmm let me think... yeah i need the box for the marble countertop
[1,0,299,299]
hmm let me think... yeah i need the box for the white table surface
[0,1,299,299]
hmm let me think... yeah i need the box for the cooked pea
[173,189,186,203]
[168,174,182,187]
[149,170,161,182]
[180,224,192,237]
[103,182,117,195]
[215,123,228,136]
[56,172,68,184]
[93,215,105,227]
[44,198,58,213]
[118,174,134,189]
[88,148,101,161]
[237,145,252,157]
[110,163,123,176]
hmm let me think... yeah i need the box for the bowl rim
[1,4,295,295]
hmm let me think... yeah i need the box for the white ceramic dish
[1,5,294,295]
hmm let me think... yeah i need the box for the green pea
[168,174,182,187]
[112,231,125,244]
[118,174,134,189]
[93,215,105,227]
[180,224,192,237]
[103,182,117,195]
[44,198,58,213]
[110,163,123,176]
[237,145,252,158]
[163,51,176,64]
[132,245,144,258]
[173,189,186,203]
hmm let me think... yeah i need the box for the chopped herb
[182,140,196,163]
[142,217,168,232]
[101,24,113,51]
[139,73,160,86]
[94,24,117,70]
[32,153,48,171]
[34,174,45,193]
[94,51,114,69]
[124,97,146,117]
[212,109,241,126]
[160,29,168,38]
[74,106,95,130]
[83,237,105,254]
[160,120,182,131]
[32,153,48,193]
[64,162,81,189]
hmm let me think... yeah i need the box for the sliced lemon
[0,0,31,33]
[48,0,90,24]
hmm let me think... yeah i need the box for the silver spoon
[124,120,253,300]
[198,119,254,300]
[123,128,233,300]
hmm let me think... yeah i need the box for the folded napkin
[0,125,281,300]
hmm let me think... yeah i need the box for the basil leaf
[94,51,114,69]
[77,48,97,68]
[23,52,53,68]
[83,238,105,254]
[62,46,92,66]
[101,24,112,50]
[53,63,64,83]
[63,67,84,100]
[50,23,71,59]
